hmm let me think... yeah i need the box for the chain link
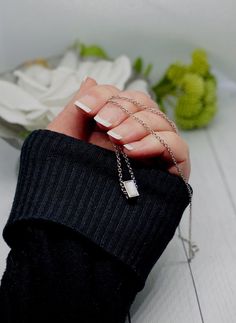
[110,95,179,134]
[113,143,129,199]
[106,95,197,262]
[112,142,139,199]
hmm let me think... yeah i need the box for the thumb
[47,77,98,140]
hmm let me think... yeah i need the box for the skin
[47,77,191,181]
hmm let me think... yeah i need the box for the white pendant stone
[123,180,139,198]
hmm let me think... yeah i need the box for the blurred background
[0,0,236,78]
[0,1,236,322]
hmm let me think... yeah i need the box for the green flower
[175,95,202,118]
[204,78,217,104]
[175,103,217,129]
[195,103,218,127]
[166,63,187,86]
[180,73,205,98]
[189,49,209,77]
[152,48,217,130]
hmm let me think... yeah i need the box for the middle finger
[106,109,175,144]
[93,90,176,135]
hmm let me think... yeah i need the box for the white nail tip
[82,75,88,82]
[74,100,92,113]
[107,130,123,140]
[123,144,134,151]
[94,115,112,127]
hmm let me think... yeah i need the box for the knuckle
[136,90,152,101]
[102,84,121,95]
[169,132,189,155]
[120,89,159,111]
[132,110,174,132]
[104,88,122,103]
[180,137,190,159]
[133,110,153,123]
[182,137,190,152]
[121,90,151,102]
[87,84,119,101]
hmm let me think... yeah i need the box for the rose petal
[0,80,47,112]
[58,50,79,70]
[76,55,132,90]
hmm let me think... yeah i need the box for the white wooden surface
[0,86,236,322]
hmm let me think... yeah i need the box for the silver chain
[106,95,199,262]
[112,142,139,199]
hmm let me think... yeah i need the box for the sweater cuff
[3,129,192,285]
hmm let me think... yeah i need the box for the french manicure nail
[74,99,92,113]
[94,115,112,127]
[123,144,134,151]
[107,130,123,140]
[82,75,88,82]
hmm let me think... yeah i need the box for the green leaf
[133,57,143,74]
[151,76,176,100]
[143,63,153,77]
[80,43,109,59]
[19,129,31,139]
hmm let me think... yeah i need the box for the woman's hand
[47,77,191,181]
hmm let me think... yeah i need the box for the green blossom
[189,49,209,76]
[175,102,217,129]
[204,78,217,104]
[180,73,205,98]
[152,49,217,130]
[166,63,187,85]
[175,95,202,118]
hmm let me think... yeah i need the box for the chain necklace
[106,95,199,262]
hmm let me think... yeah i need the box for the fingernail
[83,76,96,83]
[82,75,88,82]
[107,130,123,140]
[124,141,143,150]
[74,93,97,113]
[80,80,85,87]
[74,99,92,113]
[94,115,112,127]
[123,144,134,151]
[95,104,122,125]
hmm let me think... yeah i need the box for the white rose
[0,50,149,141]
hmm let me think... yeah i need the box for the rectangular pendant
[123,180,139,198]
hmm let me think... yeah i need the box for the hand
[47,77,191,181]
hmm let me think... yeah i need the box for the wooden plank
[180,120,236,323]
[206,90,236,209]
[129,236,203,323]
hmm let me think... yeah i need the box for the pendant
[123,180,139,198]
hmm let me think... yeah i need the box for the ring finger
[106,109,176,145]
[93,91,176,134]
[122,131,190,180]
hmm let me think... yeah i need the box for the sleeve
[0,222,138,323]
[0,129,192,323]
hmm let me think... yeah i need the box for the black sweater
[0,129,192,323]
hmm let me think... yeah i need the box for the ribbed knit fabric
[3,129,192,286]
